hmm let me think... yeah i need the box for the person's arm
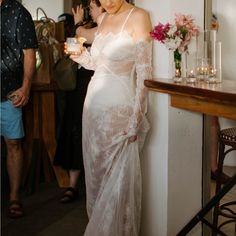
[13,8,37,107]
[13,48,36,107]
[72,5,84,25]
[76,26,97,44]
[69,47,96,71]
[127,9,152,140]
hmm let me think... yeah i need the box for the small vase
[173,49,183,82]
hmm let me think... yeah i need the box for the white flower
[168,25,177,36]
[164,37,181,50]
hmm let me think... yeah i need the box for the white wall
[137,0,204,235]
[138,2,170,235]
[214,0,236,166]
[214,0,236,81]
[22,0,63,21]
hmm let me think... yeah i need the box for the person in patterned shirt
[0,0,38,218]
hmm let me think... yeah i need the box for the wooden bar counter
[23,81,69,191]
[144,78,236,120]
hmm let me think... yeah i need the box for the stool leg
[212,142,225,235]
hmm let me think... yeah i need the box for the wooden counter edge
[144,79,236,106]
[144,79,236,120]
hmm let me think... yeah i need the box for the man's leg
[5,138,23,201]
[1,101,25,217]
[5,138,24,218]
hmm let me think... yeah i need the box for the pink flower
[150,23,170,43]
[151,13,199,52]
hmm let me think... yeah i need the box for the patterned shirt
[1,0,38,101]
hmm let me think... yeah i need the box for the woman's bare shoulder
[132,6,150,20]
[131,7,152,31]
[96,12,106,26]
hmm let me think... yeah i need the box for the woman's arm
[70,47,96,71]
[76,26,97,44]
[127,9,152,138]
[132,8,152,42]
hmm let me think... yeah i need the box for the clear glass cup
[7,90,19,102]
[66,37,82,54]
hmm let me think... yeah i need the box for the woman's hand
[122,131,138,144]
[72,5,84,25]
[69,46,86,63]
[128,135,138,144]
[64,42,85,55]
[64,42,68,55]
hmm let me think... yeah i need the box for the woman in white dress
[69,0,152,235]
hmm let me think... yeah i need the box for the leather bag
[54,56,77,91]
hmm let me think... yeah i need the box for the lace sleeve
[128,40,152,135]
[72,48,96,71]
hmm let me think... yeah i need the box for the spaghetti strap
[96,12,107,34]
[120,8,135,33]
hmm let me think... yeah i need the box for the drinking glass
[7,91,19,102]
[66,37,82,54]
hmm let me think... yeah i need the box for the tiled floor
[1,167,235,236]
[1,182,88,236]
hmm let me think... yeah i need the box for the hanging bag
[54,56,77,91]
[33,8,63,85]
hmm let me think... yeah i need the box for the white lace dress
[74,9,152,236]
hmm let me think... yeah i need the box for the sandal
[8,200,24,219]
[60,187,79,203]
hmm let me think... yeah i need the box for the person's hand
[69,46,85,58]
[64,41,86,64]
[72,5,84,25]
[10,87,30,107]
[64,42,69,55]
[128,135,138,144]
[122,131,138,144]
[64,41,85,55]
[64,42,68,55]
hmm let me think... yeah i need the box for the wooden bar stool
[213,127,236,234]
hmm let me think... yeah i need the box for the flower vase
[173,49,183,82]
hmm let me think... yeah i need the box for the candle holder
[206,41,222,83]
[186,69,197,83]
[196,58,209,81]
[185,53,197,83]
